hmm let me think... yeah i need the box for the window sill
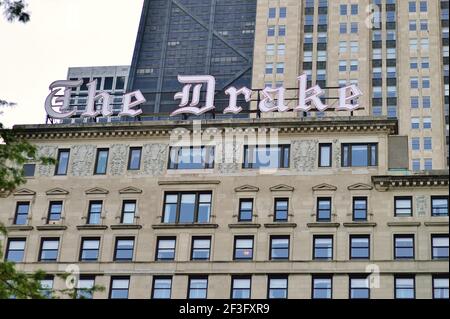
[228,223,261,229]
[152,223,219,229]
[110,224,142,230]
[264,222,297,228]
[76,225,109,230]
[36,225,67,231]
[387,221,421,227]
[343,222,377,227]
[6,225,34,231]
[424,221,449,227]
[307,222,340,228]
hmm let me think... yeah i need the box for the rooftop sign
[44,74,363,120]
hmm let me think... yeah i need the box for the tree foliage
[0,0,30,23]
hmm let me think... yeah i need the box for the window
[424,159,433,171]
[409,1,416,12]
[23,163,36,177]
[77,276,95,299]
[432,235,449,260]
[168,146,214,169]
[270,236,289,260]
[419,1,427,12]
[420,20,428,31]
[350,60,358,71]
[317,197,332,221]
[87,201,102,225]
[276,63,284,74]
[278,25,286,36]
[55,149,70,176]
[422,77,430,88]
[312,276,332,299]
[420,38,429,51]
[433,276,449,299]
[409,20,417,31]
[47,201,63,222]
[339,61,346,72]
[156,237,176,261]
[39,238,59,262]
[313,236,333,260]
[114,238,134,261]
[410,77,419,88]
[412,159,421,171]
[94,148,109,175]
[421,57,429,68]
[268,276,288,299]
[103,77,113,90]
[339,41,347,53]
[162,192,212,224]
[274,198,289,222]
[6,239,26,262]
[268,7,276,18]
[109,277,129,299]
[188,277,208,299]
[411,138,420,151]
[266,44,274,56]
[80,238,100,261]
[115,76,125,90]
[191,237,211,261]
[350,277,370,299]
[39,277,54,299]
[340,23,347,34]
[431,197,448,216]
[350,235,370,259]
[238,199,253,222]
[277,44,285,55]
[410,58,418,69]
[243,145,290,169]
[279,7,286,18]
[152,277,172,299]
[341,143,378,167]
[14,202,30,225]
[231,276,251,299]
[121,200,136,224]
[422,96,431,108]
[265,63,273,74]
[394,235,415,259]
[351,4,358,15]
[395,197,412,217]
[410,96,419,108]
[267,26,275,36]
[350,22,358,33]
[395,276,415,299]
[424,137,432,150]
[127,147,142,170]
[352,197,367,221]
[234,236,254,260]
[350,41,359,53]
[411,118,420,129]
[318,143,332,167]
[340,4,347,15]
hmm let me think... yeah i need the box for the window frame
[274,198,289,222]
[394,275,415,299]
[432,275,449,299]
[231,276,252,299]
[55,149,70,176]
[127,147,142,171]
[87,200,103,225]
[120,200,137,224]
[312,275,333,299]
[190,236,212,261]
[38,238,60,262]
[5,238,26,263]
[313,235,333,260]
[155,236,177,261]
[47,201,63,222]
[349,235,370,260]
[267,275,288,299]
[316,197,332,222]
[168,146,215,170]
[94,148,109,175]
[242,145,290,169]
[341,143,378,167]
[238,198,254,222]
[352,197,368,221]
[187,276,208,299]
[151,276,172,299]
[13,201,30,225]
[109,276,130,299]
[79,237,101,262]
[394,196,413,217]
[318,143,332,168]
[162,191,212,224]
[431,196,449,216]
[233,236,254,260]
[269,235,290,260]
[431,234,449,260]
[113,237,135,262]
[349,275,370,299]
[394,234,415,260]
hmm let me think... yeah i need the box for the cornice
[372,173,449,190]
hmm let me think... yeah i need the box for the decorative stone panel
[141,143,168,176]
[70,145,96,176]
[110,144,128,176]
[36,145,57,176]
[292,140,318,172]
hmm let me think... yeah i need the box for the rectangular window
[168,146,214,170]
[127,147,142,170]
[431,197,448,216]
[103,77,113,90]
[6,238,26,262]
[115,76,125,90]
[350,22,358,33]
[420,19,428,31]
[274,198,289,222]
[422,77,430,88]
[395,276,415,299]
[266,44,274,56]
[188,277,208,299]
[94,148,109,175]
[268,276,288,299]
[340,4,347,15]
[55,149,70,176]
[162,192,212,224]
[411,118,420,129]
[270,236,289,260]
[313,236,333,260]
[421,57,429,68]
[231,276,251,299]
[341,143,378,167]
[80,238,100,261]
[279,7,286,18]
[238,199,253,222]
[47,201,63,222]
[267,26,275,36]
[419,1,427,12]
[265,63,273,74]
[77,276,95,299]
[350,60,358,71]
[350,235,370,259]
[121,200,136,224]
[339,61,346,72]
[152,277,172,299]
[318,143,332,167]
[394,235,415,259]
[339,23,347,34]
[317,197,332,221]
[243,145,290,169]
[410,96,419,108]
[422,118,432,130]
[156,237,176,261]
[410,58,418,69]
[410,77,419,88]
[109,277,129,299]
[409,20,417,31]
[409,1,416,12]
[422,96,431,108]
[432,235,449,260]
[87,201,102,225]
[394,197,413,217]
[424,159,433,171]
[278,25,286,36]
[39,238,59,262]
[433,276,449,299]
[39,277,54,299]
[350,277,370,299]
[277,44,285,55]
[412,138,420,151]
[114,237,134,261]
[268,7,276,18]
[276,63,284,74]
[351,4,358,15]
[353,197,368,221]
[424,137,432,150]
[412,159,421,171]
[191,237,211,261]
[14,202,30,225]
[234,236,254,260]
[312,276,332,299]
[23,163,36,177]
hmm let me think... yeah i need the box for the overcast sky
[0,0,144,128]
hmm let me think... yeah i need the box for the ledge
[152,223,219,229]
[372,173,449,190]
[228,223,261,229]
[264,223,297,228]
[6,225,34,231]
[424,221,449,227]
[387,222,421,227]
[158,180,220,186]
[36,225,68,231]
[307,222,340,228]
[110,224,143,230]
[76,225,109,230]
[343,222,377,228]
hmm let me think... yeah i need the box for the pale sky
[0,0,144,128]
